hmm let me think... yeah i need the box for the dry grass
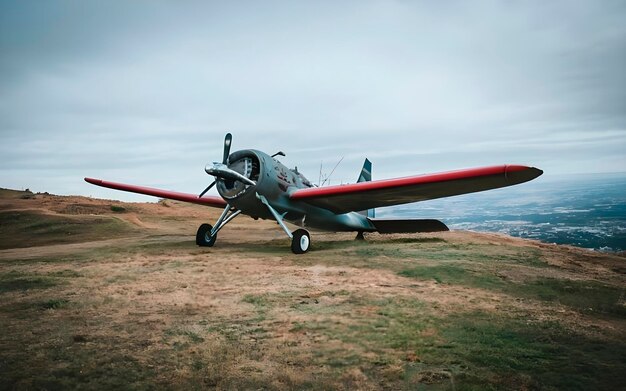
[0,189,624,390]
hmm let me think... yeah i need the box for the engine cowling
[215,149,307,221]
[216,151,261,200]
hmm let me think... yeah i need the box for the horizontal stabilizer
[368,218,449,234]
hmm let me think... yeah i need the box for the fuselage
[216,149,376,232]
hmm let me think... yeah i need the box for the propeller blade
[199,181,216,198]
[222,133,232,164]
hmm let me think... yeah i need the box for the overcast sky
[1,1,625,201]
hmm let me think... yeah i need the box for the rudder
[357,158,375,218]
[357,158,372,183]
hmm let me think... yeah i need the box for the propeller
[222,133,232,164]
[198,132,256,198]
[198,181,216,198]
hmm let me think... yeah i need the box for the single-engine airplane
[85,133,542,254]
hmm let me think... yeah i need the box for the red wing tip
[505,165,530,171]
[506,165,543,175]
[84,177,102,185]
[504,166,543,181]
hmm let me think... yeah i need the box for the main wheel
[291,229,310,254]
[196,223,217,247]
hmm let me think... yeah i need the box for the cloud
[0,1,625,200]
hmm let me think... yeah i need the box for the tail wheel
[291,229,310,254]
[196,223,217,247]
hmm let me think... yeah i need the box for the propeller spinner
[199,133,256,198]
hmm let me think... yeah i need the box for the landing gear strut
[196,204,241,247]
[257,193,311,254]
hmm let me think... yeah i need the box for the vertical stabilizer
[357,158,372,183]
[357,158,375,218]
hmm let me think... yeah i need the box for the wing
[290,165,542,214]
[84,178,227,208]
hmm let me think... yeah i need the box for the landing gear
[196,204,241,248]
[355,231,365,241]
[196,223,217,247]
[291,229,311,254]
[257,193,311,254]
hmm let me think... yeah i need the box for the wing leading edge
[290,165,542,214]
[84,178,227,208]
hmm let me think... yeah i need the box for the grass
[294,237,623,319]
[4,279,622,390]
[164,328,206,344]
[292,239,549,274]
[242,293,271,307]
[283,292,625,390]
[0,187,34,199]
[48,269,83,278]
[242,293,272,323]
[1,200,624,390]
[41,298,69,309]
[399,264,626,317]
[519,277,626,316]
[0,210,136,249]
[399,263,503,288]
[436,312,626,390]
[110,205,127,213]
[0,271,59,292]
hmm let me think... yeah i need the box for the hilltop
[0,188,624,390]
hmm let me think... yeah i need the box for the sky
[1,0,625,202]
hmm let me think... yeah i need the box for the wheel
[196,223,217,247]
[291,229,310,254]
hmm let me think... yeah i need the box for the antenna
[321,156,344,187]
[318,161,323,187]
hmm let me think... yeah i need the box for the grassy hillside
[0,210,136,249]
[0,189,624,390]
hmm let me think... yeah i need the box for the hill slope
[0,188,624,390]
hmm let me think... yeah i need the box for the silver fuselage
[216,149,375,232]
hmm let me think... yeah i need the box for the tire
[196,223,217,247]
[291,229,310,254]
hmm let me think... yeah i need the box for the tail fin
[357,158,372,183]
[357,159,375,218]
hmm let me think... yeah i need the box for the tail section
[357,158,372,183]
[355,159,449,233]
[357,159,375,218]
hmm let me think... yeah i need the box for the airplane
[85,133,543,254]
